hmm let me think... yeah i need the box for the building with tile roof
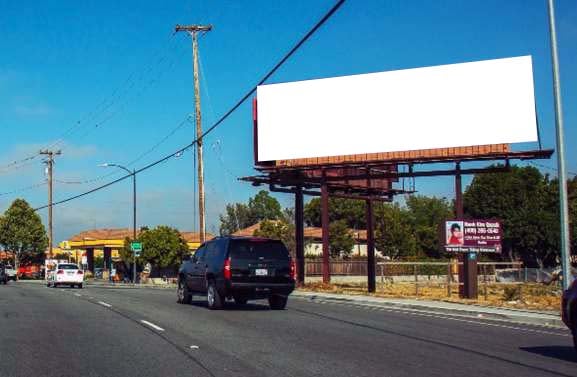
[232,222,377,257]
[64,228,214,272]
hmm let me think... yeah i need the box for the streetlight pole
[100,163,137,284]
[547,0,572,289]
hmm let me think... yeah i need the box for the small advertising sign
[444,220,502,253]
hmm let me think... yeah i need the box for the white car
[47,263,84,288]
[4,265,16,281]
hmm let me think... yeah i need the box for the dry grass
[299,281,562,312]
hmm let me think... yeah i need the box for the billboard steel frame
[241,148,553,297]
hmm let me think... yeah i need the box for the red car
[562,278,577,351]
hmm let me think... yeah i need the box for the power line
[0,181,47,197]
[528,161,577,177]
[0,31,179,171]
[51,32,181,149]
[0,158,40,175]
[60,43,183,150]
[33,0,347,211]
[54,115,192,185]
[0,155,38,172]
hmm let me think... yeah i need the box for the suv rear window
[229,239,289,261]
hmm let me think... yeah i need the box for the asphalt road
[1,281,576,377]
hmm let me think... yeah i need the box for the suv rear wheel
[268,295,287,310]
[177,280,192,304]
[207,282,223,310]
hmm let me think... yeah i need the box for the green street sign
[130,242,142,252]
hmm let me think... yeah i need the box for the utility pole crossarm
[175,25,213,34]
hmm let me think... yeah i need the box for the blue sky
[0,0,576,243]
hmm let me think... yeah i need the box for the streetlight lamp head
[98,163,110,167]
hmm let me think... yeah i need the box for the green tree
[219,203,252,236]
[120,237,136,265]
[464,166,558,268]
[304,198,367,229]
[375,203,417,260]
[123,226,189,273]
[406,195,453,258]
[329,220,355,258]
[247,190,283,223]
[0,199,48,279]
[219,190,283,235]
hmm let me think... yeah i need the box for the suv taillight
[56,270,64,275]
[77,270,83,275]
[290,259,296,280]
[223,257,231,280]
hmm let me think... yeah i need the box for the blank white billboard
[256,56,538,162]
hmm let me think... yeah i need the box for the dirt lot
[300,281,562,312]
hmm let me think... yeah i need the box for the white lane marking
[189,345,200,349]
[312,299,569,337]
[98,301,112,308]
[140,320,164,331]
[383,308,570,337]
[74,293,82,297]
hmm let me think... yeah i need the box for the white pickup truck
[4,264,16,281]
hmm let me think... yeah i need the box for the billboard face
[444,220,502,253]
[256,56,538,162]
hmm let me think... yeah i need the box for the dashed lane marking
[140,320,165,332]
[98,301,112,308]
[308,299,569,337]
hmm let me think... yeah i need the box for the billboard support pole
[295,186,305,287]
[455,163,478,299]
[455,164,465,297]
[455,162,478,299]
[321,180,331,284]
[455,163,463,218]
[547,0,572,290]
[366,198,376,293]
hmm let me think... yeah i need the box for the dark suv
[177,236,296,310]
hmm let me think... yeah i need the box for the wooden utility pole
[175,24,212,243]
[40,150,61,259]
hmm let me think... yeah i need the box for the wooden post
[447,262,452,297]
[483,264,488,300]
[321,182,330,284]
[414,264,418,296]
[295,186,305,286]
[174,24,212,244]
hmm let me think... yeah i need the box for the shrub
[502,285,522,301]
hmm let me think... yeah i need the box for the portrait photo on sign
[446,221,464,245]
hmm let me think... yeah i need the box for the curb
[292,291,565,328]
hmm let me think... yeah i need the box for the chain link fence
[303,259,559,297]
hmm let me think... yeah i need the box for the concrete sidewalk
[292,290,565,328]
